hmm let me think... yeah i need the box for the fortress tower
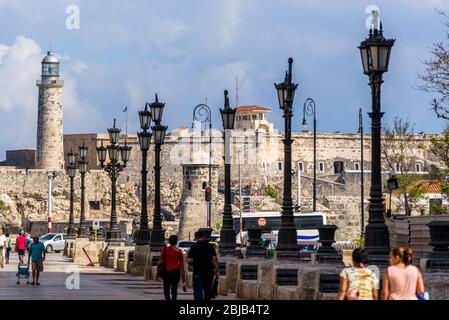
[36,51,64,170]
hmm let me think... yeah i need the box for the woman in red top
[157,235,186,301]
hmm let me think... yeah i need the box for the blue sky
[0,0,447,157]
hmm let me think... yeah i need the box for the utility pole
[47,171,57,234]
[238,149,242,244]
[295,163,301,212]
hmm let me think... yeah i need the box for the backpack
[157,247,167,278]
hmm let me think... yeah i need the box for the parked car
[177,241,195,254]
[39,233,67,253]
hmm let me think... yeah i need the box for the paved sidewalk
[0,251,236,300]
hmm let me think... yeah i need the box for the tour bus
[233,211,326,246]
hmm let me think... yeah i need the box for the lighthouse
[36,51,64,170]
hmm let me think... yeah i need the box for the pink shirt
[387,265,419,300]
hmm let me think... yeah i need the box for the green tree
[418,11,449,119]
[430,126,449,168]
[382,116,425,215]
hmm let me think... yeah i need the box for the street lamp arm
[193,104,212,125]
[303,98,316,119]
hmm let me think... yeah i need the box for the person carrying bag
[157,235,185,301]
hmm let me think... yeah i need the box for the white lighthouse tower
[36,51,64,170]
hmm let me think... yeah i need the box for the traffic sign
[92,220,100,230]
[257,217,267,227]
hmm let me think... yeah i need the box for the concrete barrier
[144,250,160,281]
[126,250,134,274]
[117,248,133,272]
[132,245,149,276]
[273,265,300,300]
[236,262,260,299]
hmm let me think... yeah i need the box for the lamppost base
[218,228,236,257]
[136,229,152,245]
[149,229,166,253]
[106,229,123,244]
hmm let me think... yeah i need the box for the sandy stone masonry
[36,79,64,170]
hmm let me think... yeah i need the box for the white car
[39,233,66,253]
[177,241,195,254]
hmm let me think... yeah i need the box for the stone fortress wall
[0,128,443,242]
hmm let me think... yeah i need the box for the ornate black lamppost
[274,58,299,259]
[218,90,237,256]
[359,22,395,264]
[302,98,317,212]
[96,119,132,244]
[67,150,77,239]
[192,103,213,228]
[149,95,168,252]
[77,142,89,238]
[136,103,152,245]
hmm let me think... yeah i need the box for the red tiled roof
[418,180,442,193]
[236,105,271,112]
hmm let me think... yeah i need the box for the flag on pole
[123,106,128,136]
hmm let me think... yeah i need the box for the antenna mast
[235,74,239,108]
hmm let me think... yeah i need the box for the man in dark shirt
[187,230,219,300]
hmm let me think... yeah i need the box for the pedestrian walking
[0,229,7,269]
[187,230,219,301]
[381,247,426,300]
[5,233,12,264]
[15,231,27,264]
[28,236,46,285]
[337,248,379,300]
[157,235,186,301]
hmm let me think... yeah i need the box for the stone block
[218,277,227,296]
[225,260,239,294]
[274,286,299,300]
[424,273,449,300]
[132,245,150,276]
[144,251,160,281]
[257,261,276,300]
[236,280,259,299]
[73,238,101,265]
[116,248,130,272]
